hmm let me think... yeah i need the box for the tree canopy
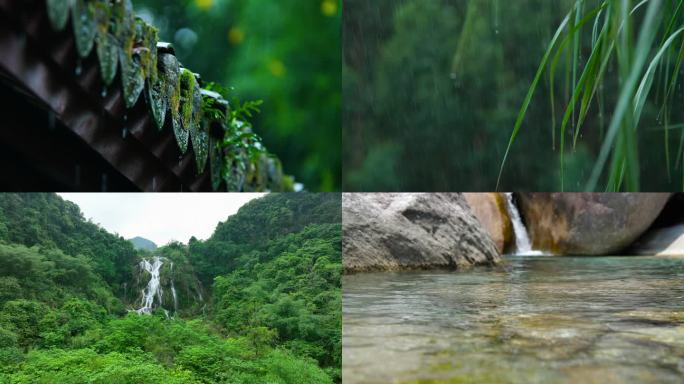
[0,193,341,383]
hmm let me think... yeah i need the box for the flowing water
[504,193,542,256]
[136,256,164,315]
[343,256,684,383]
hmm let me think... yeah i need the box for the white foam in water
[504,193,544,256]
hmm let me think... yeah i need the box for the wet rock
[630,224,684,257]
[559,363,681,384]
[343,193,501,273]
[624,325,684,351]
[614,309,684,325]
[490,313,604,361]
[517,193,670,255]
[463,193,512,253]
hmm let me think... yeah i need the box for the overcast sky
[58,193,266,246]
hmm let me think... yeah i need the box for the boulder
[517,193,670,255]
[630,223,684,256]
[343,193,501,273]
[463,193,512,253]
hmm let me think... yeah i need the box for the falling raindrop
[17,31,26,45]
[493,0,500,34]
[122,127,128,139]
[123,114,128,122]
[152,176,156,192]
[101,87,108,98]
[100,173,108,192]
[74,164,81,187]
[75,60,82,76]
[47,110,56,131]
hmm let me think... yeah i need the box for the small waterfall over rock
[504,193,543,255]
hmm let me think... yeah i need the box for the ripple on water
[343,256,684,384]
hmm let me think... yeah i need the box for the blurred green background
[136,0,341,191]
[343,0,684,191]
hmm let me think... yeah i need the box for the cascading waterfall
[504,193,543,255]
[136,256,164,315]
[132,256,195,317]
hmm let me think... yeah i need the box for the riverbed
[343,256,684,383]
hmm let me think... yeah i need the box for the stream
[343,256,684,383]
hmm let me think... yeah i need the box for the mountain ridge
[127,236,158,251]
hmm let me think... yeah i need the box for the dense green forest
[135,0,341,191]
[0,193,341,383]
[343,0,684,191]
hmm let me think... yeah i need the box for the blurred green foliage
[135,0,341,191]
[0,193,341,383]
[343,0,684,191]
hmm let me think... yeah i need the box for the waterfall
[136,256,164,315]
[504,193,542,255]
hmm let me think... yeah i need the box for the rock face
[630,224,684,256]
[343,193,501,273]
[518,193,670,255]
[463,193,512,253]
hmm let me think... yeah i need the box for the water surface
[343,256,684,383]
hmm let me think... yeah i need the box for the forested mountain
[0,194,137,294]
[191,193,341,285]
[128,237,158,251]
[0,193,341,383]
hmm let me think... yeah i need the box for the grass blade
[587,0,664,191]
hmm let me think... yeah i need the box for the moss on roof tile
[44,0,294,191]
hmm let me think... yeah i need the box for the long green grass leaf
[495,10,573,190]
[587,0,664,191]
